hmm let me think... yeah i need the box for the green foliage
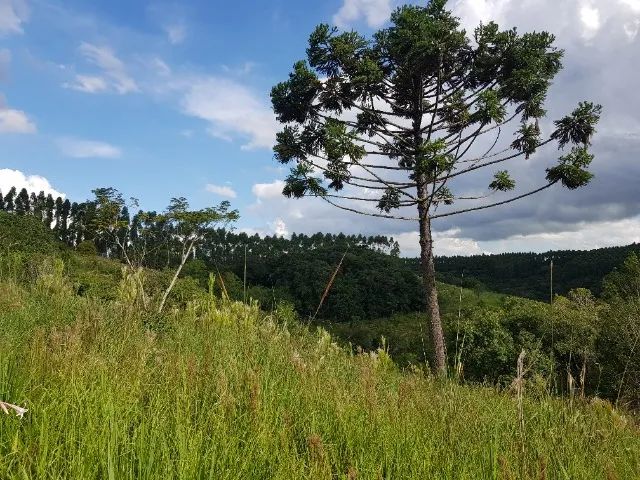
[546,146,595,189]
[425,243,640,300]
[0,262,638,478]
[0,211,61,255]
[489,170,516,192]
[602,252,640,301]
[76,240,98,256]
[272,3,600,215]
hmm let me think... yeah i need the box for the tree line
[0,185,421,321]
[414,245,640,300]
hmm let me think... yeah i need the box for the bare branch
[431,181,558,219]
[315,195,419,221]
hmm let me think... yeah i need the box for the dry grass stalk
[312,248,349,321]
[514,350,526,452]
[307,433,326,465]
[0,401,28,418]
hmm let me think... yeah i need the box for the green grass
[0,266,639,479]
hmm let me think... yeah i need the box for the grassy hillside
[1,259,638,479]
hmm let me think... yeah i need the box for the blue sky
[0,1,345,209]
[1,0,640,255]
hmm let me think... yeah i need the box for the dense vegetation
[1,191,640,408]
[0,187,423,323]
[1,248,639,478]
[421,244,640,300]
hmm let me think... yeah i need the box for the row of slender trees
[0,186,401,263]
[0,186,98,248]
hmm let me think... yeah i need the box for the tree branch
[430,181,558,219]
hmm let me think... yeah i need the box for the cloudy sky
[1,0,638,256]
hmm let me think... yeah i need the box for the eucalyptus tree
[15,188,30,215]
[4,187,16,213]
[91,187,238,312]
[271,1,601,372]
[156,197,238,313]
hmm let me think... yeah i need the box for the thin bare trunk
[158,240,193,313]
[418,209,446,373]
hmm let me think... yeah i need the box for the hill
[1,257,638,478]
[404,243,640,300]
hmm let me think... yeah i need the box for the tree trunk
[418,212,447,374]
[157,243,193,314]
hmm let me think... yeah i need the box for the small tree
[90,187,238,312]
[157,197,238,313]
[271,1,601,373]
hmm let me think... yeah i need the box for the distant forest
[0,186,420,322]
[416,245,640,300]
[1,184,638,315]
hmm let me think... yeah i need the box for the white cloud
[580,4,601,39]
[620,0,640,12]
[252,180,285,200]
[57,137,121,158]
[71,42,138,94]
[222,61,257,76]
[0,169,64,198]
[0,104,36,134]
[180,77,277,150]
[65,74,108,93]
[395,230,483,257]
[205,183,237,198]
[270,218,289,237]
[333,0,394,28]
[393,217,640,257]
[165,22,186,44]
[150,57,171,76]
[480,216,640,253]
[0,0,29,36]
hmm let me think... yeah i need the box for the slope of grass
[0,266,638,479]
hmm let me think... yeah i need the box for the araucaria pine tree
[271,1,601,373]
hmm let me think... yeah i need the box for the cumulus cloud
[57,137,121,158]
[0,0,29,36]
[180,77,277,150]
[67,42,138,94]
[333,0,394,28]
[395,230,483,258]
[0,107,36,133]
[205,183,237,198]
[0,168,64,198]
[270,218,289,237]
[252,180,285,201]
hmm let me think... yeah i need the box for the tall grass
[0,261,638,479]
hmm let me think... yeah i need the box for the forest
[1,185,639,410]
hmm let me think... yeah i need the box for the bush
[76,240,98,256]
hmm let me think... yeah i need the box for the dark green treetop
[271,2,601,221]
